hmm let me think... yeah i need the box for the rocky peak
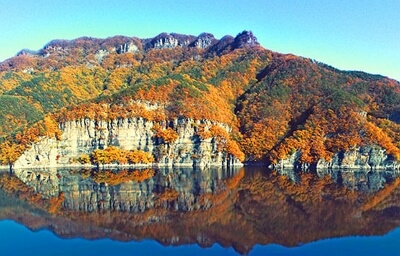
[99,36,141,52]
[148,33,178,49]
[16,49,38,57]
[145,33,196,50]
[191,33,217,49]
[233,30,259,48]
[170,33,196,47]
[42,39,71,53]
[206,35,235,55]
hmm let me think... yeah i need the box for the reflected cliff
[2,166,400,255]
[277,167,400,193]
[11,166,240,213]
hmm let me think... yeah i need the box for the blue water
[1,220,400,256]
[0,220,237,256]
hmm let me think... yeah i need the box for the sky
[0,0,399,81]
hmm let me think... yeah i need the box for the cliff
[14,117,243,169]
[275,145,400,171]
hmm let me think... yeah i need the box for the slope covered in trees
[1,31,400,167]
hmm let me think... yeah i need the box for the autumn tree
[91,149,106,168]
[153,124,179,144]
[0,141,24,172]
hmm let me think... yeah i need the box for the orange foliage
[153,124,179,144]
[127,150,154,164]
[364,121,400,161]
[361,177,400,212]
[48,192,65,214]
[155,188,179,206]
[0,141,25,169]
[57,101,167,123]
[43,115,62,140]
[90,147,154,166]
[226,140,245,162]
[0,174,43,206]
[226,169,245,190]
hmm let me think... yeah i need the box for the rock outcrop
[275,145,400,171]
[115,42,138,54]
[316,146,399,169]
[145,33,196,49]
[233,30,259,48]
[191,33,217,49]
[14,117,243,168]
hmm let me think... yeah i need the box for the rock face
[116,42,138,54]
[276,145,400,170]
[233,31,259,48]
[145,33,196,49]
[191,33,217,49]
[317,145,399,169]
[14,117,242,168]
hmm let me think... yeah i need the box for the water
[0,220,238,256]
[1,166,400,255]
[2,220,400,256]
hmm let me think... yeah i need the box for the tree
[77,154,91,164]
[153,124,179,144]
[90,149,106,168]
[127,150,154,164]
[0,141,24,172]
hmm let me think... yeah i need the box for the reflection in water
[1,166,400,255]
[275,167,400,193]
[12,166,241,213]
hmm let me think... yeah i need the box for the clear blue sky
[1,0,399,81]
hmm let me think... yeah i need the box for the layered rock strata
[14,118,242,168]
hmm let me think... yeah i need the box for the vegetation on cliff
[1,31,400,167]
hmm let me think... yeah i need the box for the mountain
[1,30,400,169]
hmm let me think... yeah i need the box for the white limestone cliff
[14,117,243,169]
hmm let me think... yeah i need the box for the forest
[1,31,400,168]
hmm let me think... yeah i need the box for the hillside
[1,31,400,169]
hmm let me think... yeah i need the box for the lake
[1,166,400,255]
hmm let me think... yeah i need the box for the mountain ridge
[1,31,260,71]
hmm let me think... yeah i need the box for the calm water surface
[1,220,400,256]
[1,166,400,255]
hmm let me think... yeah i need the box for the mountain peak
[191,33,217,49]
[234,30,259,48]
[145,33,196,49]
